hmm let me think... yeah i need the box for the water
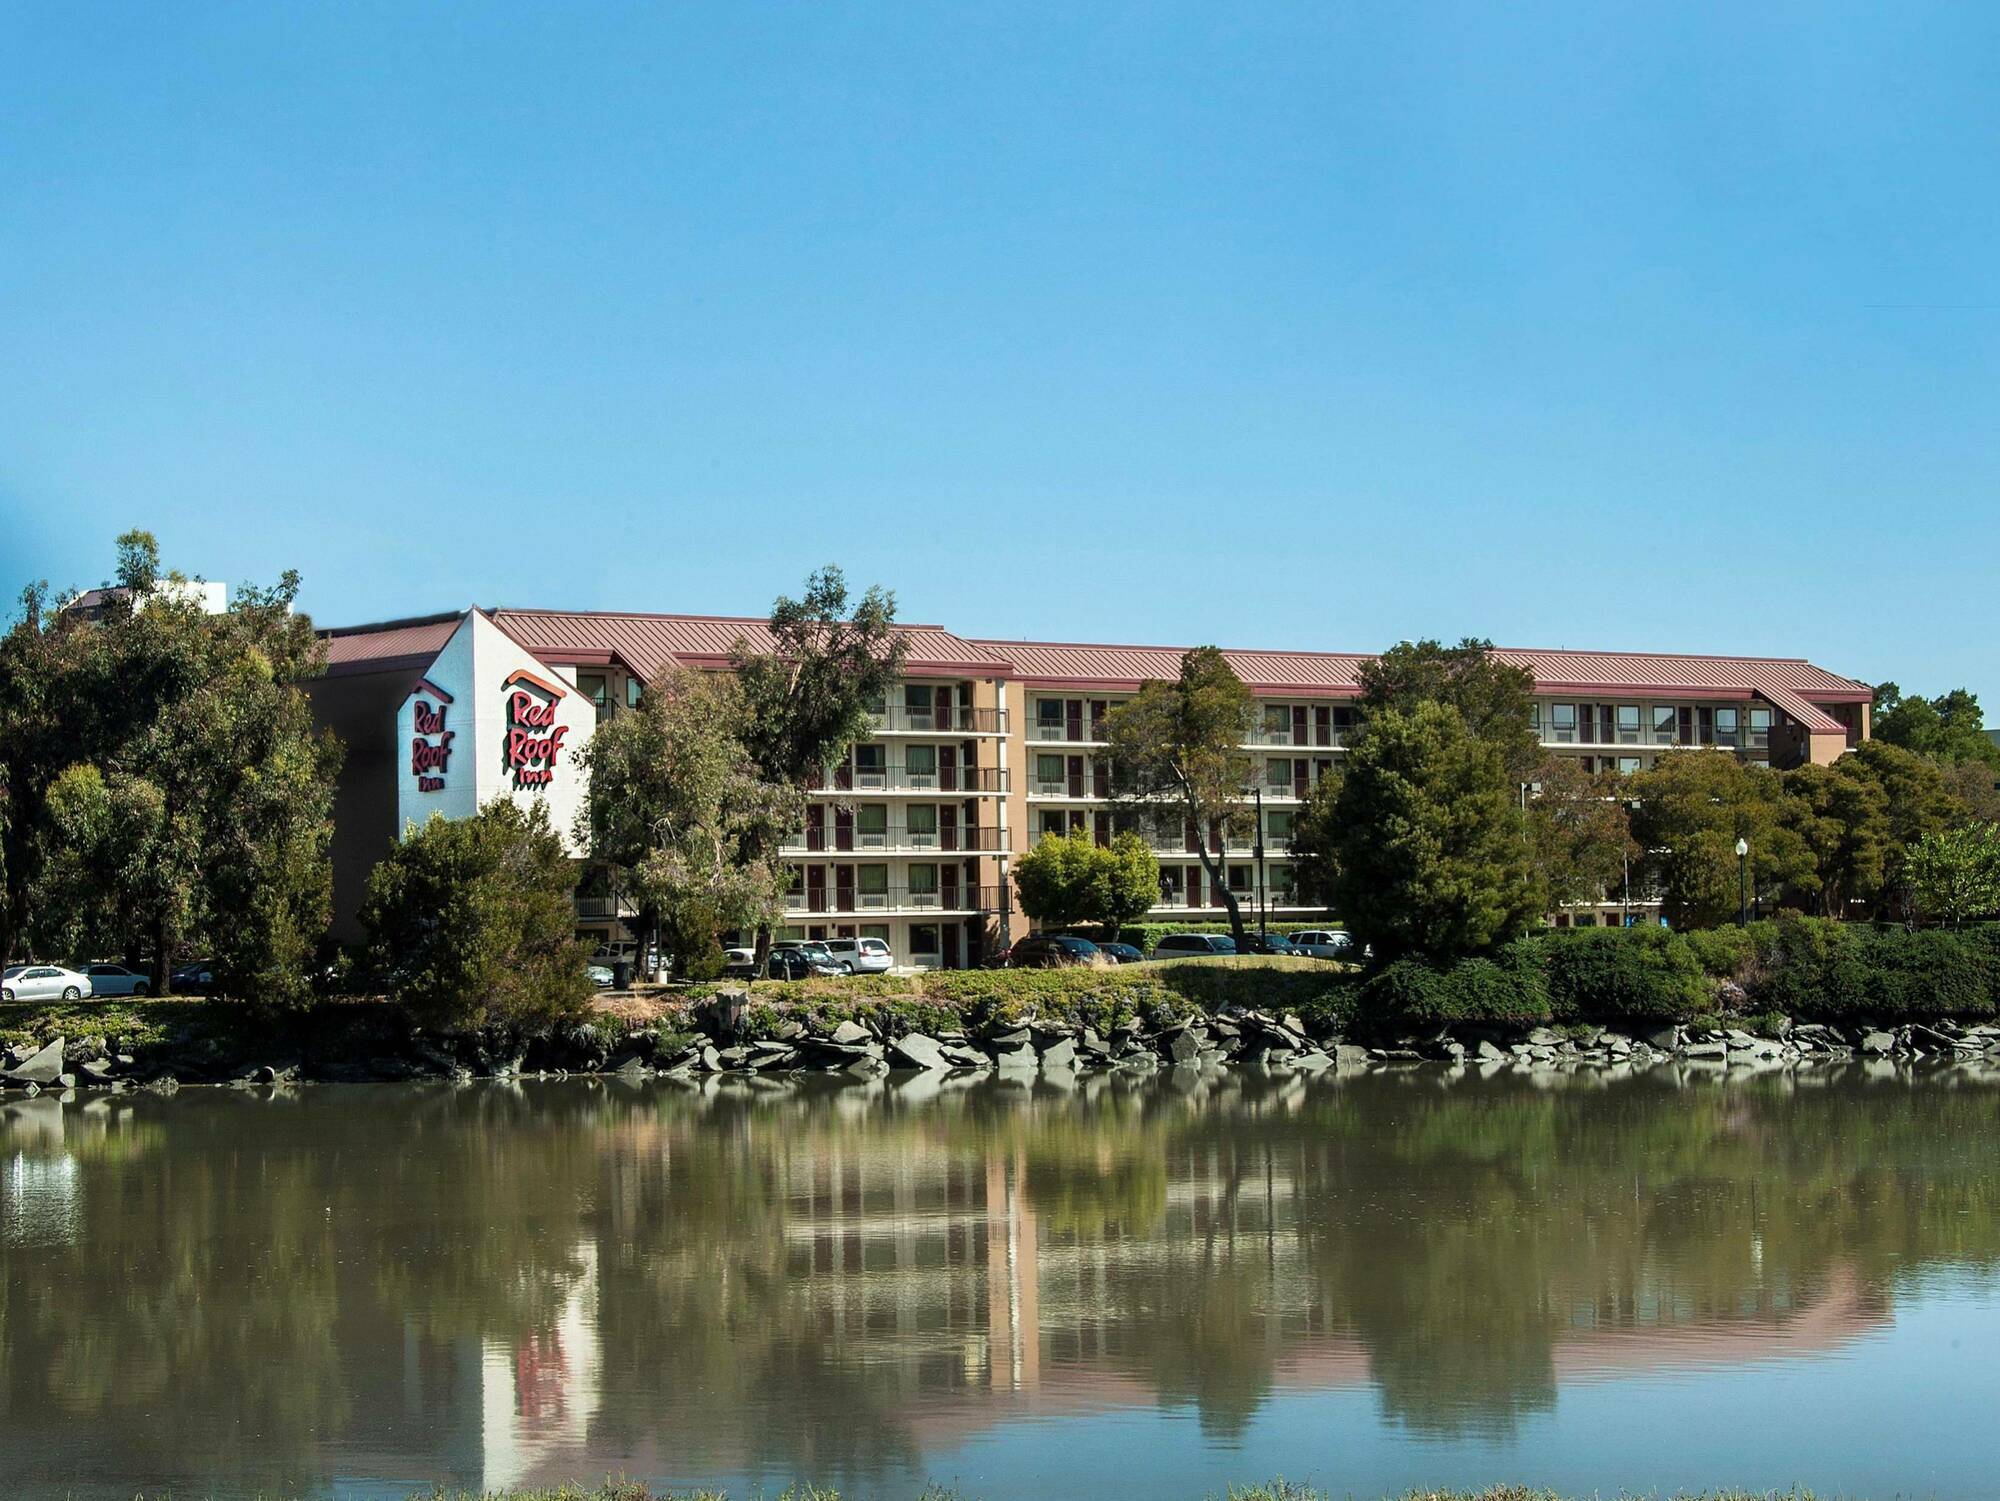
[4,1065,2000,1499]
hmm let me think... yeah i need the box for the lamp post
[1735,836,1750,928]
[1252,782,1269,944]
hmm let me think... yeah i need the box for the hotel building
[310,607,1872,968]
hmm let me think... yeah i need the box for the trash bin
[610,958,634,990]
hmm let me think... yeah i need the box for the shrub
[359,799,595,1030]
[1742,915,1869,1018]
[1538,927,1708,1022]
[1683,924,1757,982]
[1357,953,1550,1030]
[1854,928,1996,1019]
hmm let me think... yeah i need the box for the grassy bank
[396,1484,1823,1501]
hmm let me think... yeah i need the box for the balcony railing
[1027,720,1108,744]
[790,825,1007,854]
[785,883,1008,915]
[870,705,1009,735]
[576,893,639,920]
[812,766,1009,794]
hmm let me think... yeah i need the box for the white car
[83,963,152,997]
[2,964,94,1002]
[823,937,893,975]
[1287,929,1356,961]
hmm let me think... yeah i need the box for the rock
[844,1054,889,1078]
[1860,1030,1895,1056]
[715,1045,752,1069]
[1169,1031,1205,1065]
[940,1043,991,1068]
[1640,1024,1679,1050]
[698,1045,723,1073]
[987,1025,1034,1047]
[829,1020,871,1046]
[1474,1039,1507,1063]
[611,1053,648,1076]
[752,1047,800,1071]
[993,1044,1038,1071]
[79,1058,115,1082]
[1333,1043,1370,1066]
[890,1033,950,1072]
[1683,1040,1727,1059]
[4,1038,66,1087]
[1040,1037,1079,1069]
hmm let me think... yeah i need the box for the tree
[0,534,339,997]
[1524,756,1638,914]
[1322,702,1542,961]
[1357,638,1541,782]
[1905,824,2000,928]
[1288,770,1342,911]
[731,566,906,963]
[1872,682,2000,769]
[1831,739,1957,917]
[1013,828,1160,938]
[1943,759,2000,825]
[1777,760,1890,918]
[573,668,802,979]
[1103,647,1257,948]
[359,798,594,1029]
[1625,751,1813,929]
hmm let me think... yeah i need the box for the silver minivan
[823,937,893,974]
[1150,933,1237,959]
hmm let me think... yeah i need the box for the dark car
[1097,942,1144,965]
[1008,934,1102,968]
[170,960,218,994]
[766,949,819,981]
[1236,934,1300,956]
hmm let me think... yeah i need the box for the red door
[935,685,954,732]
[1067,755,1084,797]
[941,863,961,910]
[1065,699,1083,741]
[939,804,959,851]
[1292,706,1308,746]
[939,745,958,791]
[1089,699,1108,739]
[1293,759,1308,798]
[835,865,856,912]
[1315,706,1331,746]
[834,806,854,851]
[805,807,825,852]
[806,866,827,913]
[1186,865,1203,908]
[1092,759,1109,797]
[1094,811,1111,846]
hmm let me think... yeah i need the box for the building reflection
[0,1066,1992,1495]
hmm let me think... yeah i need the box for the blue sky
[3,2,1995,703]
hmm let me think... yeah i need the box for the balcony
[812,765,1010,795]
[870,705,1009,735]
[1028,719,1108,745]
[785,883,1008,916]
[789,825,1007,855]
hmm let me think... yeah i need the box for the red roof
[973,639,1870,733]
[318,613,463,676]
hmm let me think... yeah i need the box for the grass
[386,1484,1828,1501]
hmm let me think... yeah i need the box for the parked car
[2,964,93,1002]
[587,963,616,988]
[1287,929,1356,961]
[170,960,218,994]
[766,949,820,981]
[823,937,893,975]
[720,947,759,979]
[1009,933,1103,968]
[772,940,844,976]
[1097,941,1144,965]
[1236,934,1300,956]
[1150,933,1238,958]
[82,963,152,997]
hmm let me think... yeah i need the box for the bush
[1854,928,1996,1019]
[1742,915,1870,1018]
[1357,952,1550,1030]
[359,799,595,1030]
[1537,927,1709,1022]
[1683,924,1757,982]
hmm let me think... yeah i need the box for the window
[1036,754,1064,790]
[625,676,644,709]
[910,924,940,956]
[1228,866,1251,892]
[856,804,888,840]
[1617,705,1641,744]
[854,744,886,780]
[857,864,889,896]
[1528,703,1543,735]
[860,924,891,942]
[863,687,886,716]
[1551,704,1577,743]
[904,684,932,712]
[907,864,937,895]
[1262,704,1290,738]
[1618,757,1641,775]
[905,804,938,840]
[1040,811,1068,839]
[904,744,937,780]
[1749,707,1772,748]
[1036,698,1063,735]
[1714,707,1740,747]
[1267,809,1296,844]
[1653,705,1678,743]
[1267,758,1293,789]
[578,672,609,713]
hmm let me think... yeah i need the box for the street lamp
[1252,782,1269,944]
[1735,837,1750,928]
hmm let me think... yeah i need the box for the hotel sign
[502,668,569,789]
[408,678,455,793]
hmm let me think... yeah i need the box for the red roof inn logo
[502,668,568,789]
[408,678,455,793]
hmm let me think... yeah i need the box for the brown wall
[306,670,407,943]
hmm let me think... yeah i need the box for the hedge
[1534,927,1710,1023]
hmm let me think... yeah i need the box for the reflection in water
[2,1065,1998,1498]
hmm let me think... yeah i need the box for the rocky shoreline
[7,989,2000,1097]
